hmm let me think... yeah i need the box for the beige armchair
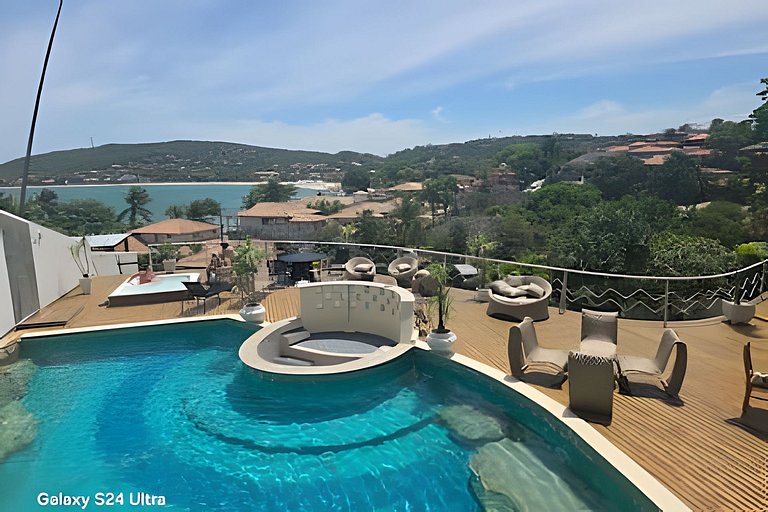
[387,256,418,288]
[568,351,616,425]
[343,257,376,281]
[617,329,687,397]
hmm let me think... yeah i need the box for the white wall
[299,282,415,343]
[0,230,17,336]
[91,252,139,276]
[30,223,90,309]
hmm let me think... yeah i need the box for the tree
[341,167,371,193]
[586,155,648,200]
[525,183,602,226]
[749,77,768,142]
[550,196,679,273]
[650,152,704,205]
[684,201,747,248]
[306,199,344,215]
[354,209,392,245]
[706,119,755,169]
[46,199,122,235]
[390,196,422,246]
[422,176,457,225]
[165,205,187,219]
[466,233,499,286]
[242,178,296,208]
[496,143,551,188]
[187,198,221,221]
[117,186,152,228]
[647,233,736,276]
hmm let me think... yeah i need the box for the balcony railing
[267,240,768,326]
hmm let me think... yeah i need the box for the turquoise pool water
[0,320,656,511]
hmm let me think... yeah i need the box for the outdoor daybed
[486,275,552,322]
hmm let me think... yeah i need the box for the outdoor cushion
[519,283,546,298]
[491,280,526,298]
[752,372,768,388]
[414,269,430,279]
[354,263,373,273]
[504,275,524,287]
[396,263,412,272]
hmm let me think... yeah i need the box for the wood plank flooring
[3,278,767,510]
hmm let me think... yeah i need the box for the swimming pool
[0,319,660,511]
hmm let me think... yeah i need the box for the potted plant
[156,242,179,272]
[466,233,498,302]
[721,271,755,324]
[69,237,92,295]
[424,263,457,354]
[232,236,267,323]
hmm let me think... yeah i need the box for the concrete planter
[426,329,457,354]
[239,303,266,323]
[721,299,755,324]
[79,277,92,295]
[475,288,490,302]
[163,259,177,273]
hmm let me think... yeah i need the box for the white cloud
[431,106,446,122]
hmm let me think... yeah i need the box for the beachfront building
[130,218,221,245]
[237,201,327,240]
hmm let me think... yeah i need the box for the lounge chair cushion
[396,263,412,272]
[414,269,430,279]
[518,283,546,298]
[490,280,527,298]
[354,263,373,273]
[504,275,524,287]
[752,372,768,388]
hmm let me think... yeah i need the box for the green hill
[0,140,383,184]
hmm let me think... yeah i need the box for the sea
[0,183,330,220]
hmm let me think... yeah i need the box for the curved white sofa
[239,281,418,375]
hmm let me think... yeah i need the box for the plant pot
[721,299,755,325]
[426,329,457,354]
[239,302,266,323]
[79,277,92,295]
[163,259,177,272]
[475,288,490,302]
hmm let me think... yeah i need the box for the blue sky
[1,0,767,163]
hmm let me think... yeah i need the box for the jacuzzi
[107,272,201,307]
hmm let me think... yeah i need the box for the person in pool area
[138,267,155,284]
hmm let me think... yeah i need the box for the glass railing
[265,240,768,325]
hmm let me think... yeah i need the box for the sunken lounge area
[239,281,417,375]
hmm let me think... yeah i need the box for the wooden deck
[3,278,767,510]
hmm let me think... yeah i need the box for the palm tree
[391,196,422,246]
[340,223,358,243]
[118,186,153,228]
[467,233,499,286]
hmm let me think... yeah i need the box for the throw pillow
[519,282,545,298]
[354,263,372,273]
[396,263,412,272]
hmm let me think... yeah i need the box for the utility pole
[19,0,63,214]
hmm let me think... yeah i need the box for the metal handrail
[267,239,767,282]
[266,239,768,326]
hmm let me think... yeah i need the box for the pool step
[272,355,314,366]
[283,330,311,345]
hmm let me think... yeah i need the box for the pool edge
[414,341,690,512]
